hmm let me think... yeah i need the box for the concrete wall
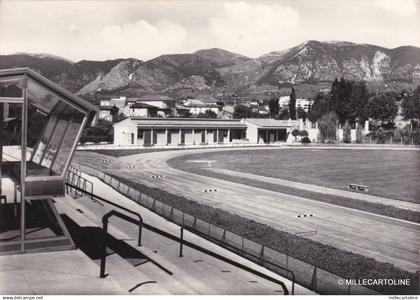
[194,130,203,144]
[245,122,259,143]
[206,130,215,144]
[155,130,167,145]
[189,107,219,115]
[130,108,148,117]
[169,130,179,145]
[184,130,194,145]
[114,123,137,145]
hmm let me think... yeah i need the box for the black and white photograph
[0,0,419,297]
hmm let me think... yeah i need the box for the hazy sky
[0,0,419,61]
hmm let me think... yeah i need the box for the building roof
[114,117,247,129]
[183,99,219,108]
[138,95,174,101]
[130,103,157,109]
[195,94,218,103]
[222,105,235,114]
[244,118,300,128]
[175,104,190,110]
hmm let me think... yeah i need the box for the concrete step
[105,253,169,295]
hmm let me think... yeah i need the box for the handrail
[66,182,290,295]
[185,225,296,295]
[66,169,94,199]
[100,209,143,278]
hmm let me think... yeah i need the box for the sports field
[169,148,420,203]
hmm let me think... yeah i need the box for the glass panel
[0,76,23,98]
[32,115,59,164]
[27,107,48,148]
[51,111,84,175]
[26,78,61,114]
[41,118,69,170]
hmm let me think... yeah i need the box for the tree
[233,104,256,119]
[289,87,297,120]
[401,86,420,128]
[368,92,399,128]
[110,105,120,122]
[268,98,280,118]
[81,119,114,143]
[318,112,338,143]
[274,107,290,120]
[297,107,307,121]
[307,92,329,122]
[196,109,218,119]
[347,81,370,124]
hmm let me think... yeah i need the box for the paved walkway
[0,250,124,294]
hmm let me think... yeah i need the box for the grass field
[169,148,420,203]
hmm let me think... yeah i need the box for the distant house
[126,97,139,107]
[137,95,175,117]
[182,99,219,116]
[109,96,127,108]
[129,103,158,117]
[220,105,235,119]
[100,96,127,109]
[98,106,112,121]
[243,118,300,144]
[174,104,190,117]
[278,96,312,112]
[138,95,174,109]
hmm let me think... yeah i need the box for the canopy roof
[0,68,98,123]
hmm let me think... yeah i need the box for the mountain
[222,41,420,89]
[0,54,73,80]
[268,41,420,83]
[1,42,419,101]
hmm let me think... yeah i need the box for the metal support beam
[0,97,24,104]
[20,75,28,252]
[179,227,184,257]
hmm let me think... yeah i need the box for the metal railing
[69,162,381,295]
[65,183,289,294]
[66,167,94,200]
[100,209,143,278]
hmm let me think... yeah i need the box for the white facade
[113,118,247,146]
[188,106,219,115]
[98,109,112,121]
[130,107,150,117]
[278,96,312,112]
[113,118,138,145]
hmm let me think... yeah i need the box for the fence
[69,161,380,295]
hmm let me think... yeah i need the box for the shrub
[356,123,363,144]
[300,130,308,137]
[301,136,311,143]
[342,123,352,143]
[291,129,300,137]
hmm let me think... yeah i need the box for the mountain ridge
[1,41,419,99]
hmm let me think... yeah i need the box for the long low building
[113,117,302,146]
